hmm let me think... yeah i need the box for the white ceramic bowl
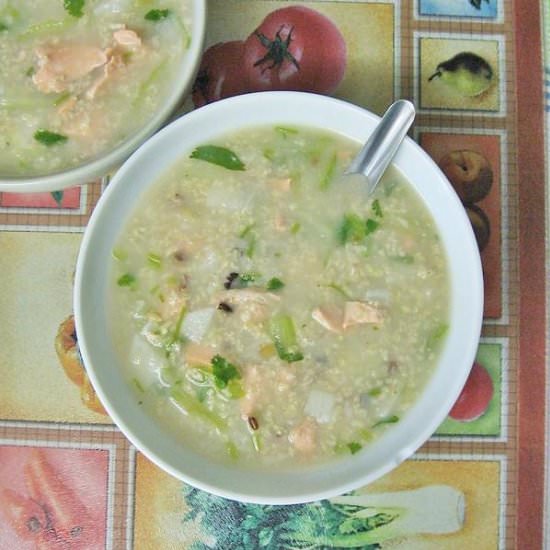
[75,91,483,504]
[0,1,206,193]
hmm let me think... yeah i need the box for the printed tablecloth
[0,1,548,548]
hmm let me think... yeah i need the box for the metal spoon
[345,100,416,196]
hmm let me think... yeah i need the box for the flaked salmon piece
[289,417,318,454]
[33,45,108,94]
[184,343,216,366]
[312,306,343,334]
[113,28,142,49]
[85,53,124,100]
[343,301,383,328]
[274,212,287,231]
[268,177,292,192]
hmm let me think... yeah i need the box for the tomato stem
[252,25,300,73]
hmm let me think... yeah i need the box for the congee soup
[110,126,449,469]
[0,1,191,176]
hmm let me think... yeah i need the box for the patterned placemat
[0,1,547,548]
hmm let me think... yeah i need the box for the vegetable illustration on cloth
[182,484,465,548]
[449,361,494,421]
[192,6,347,107]
[428,52,494,97]
[0,449,100,548]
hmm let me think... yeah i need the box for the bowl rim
[75,91,484,504]
[0,0,207,193]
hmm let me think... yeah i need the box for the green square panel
[436,342,503,436]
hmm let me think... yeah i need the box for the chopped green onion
[325,282,351,299]
[274,126,298,137]
[226,441,239,460]
[227,379,245,399]
[117,273,136,287]
[391,254,414,264]
[269,313,303,363]
[112,248,127,261]
[63,0,85,18]
[53,92,72,107]
[169,387,226,431]
[239,272,260,284]
[132,377,145,393]
[263,147,275,161]
[368,387,382,397]
[20,19,74,39]
[239,223,255,238]
[373,415,400,428]
[145,8,171,21]
[169,305,187,345]
[251,432,262,452]
[190,145,245,171]
[319,152,338,190]
[290,222,301,234]
[426,323,448,351]
[266,277,285,291]
[147,252,162,268]
[34,129,68,146]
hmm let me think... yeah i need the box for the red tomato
[242,6,347,94]
[192,41,247,107]
[449,361,494,421]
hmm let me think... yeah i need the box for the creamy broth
[110,126,449,469]
[0,0,190,176]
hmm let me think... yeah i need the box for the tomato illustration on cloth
[192,6,347,107]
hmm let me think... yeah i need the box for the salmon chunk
[342,301,384,328]
[289,417,318,454]
[33,45,108,94]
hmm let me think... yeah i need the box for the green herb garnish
[290,222,301,234]
[320,152,338,190]
[426,323,448,351]
[326,282,351,299]
[269,313,303,363]
[63,0,85,18]
[365,218,380,236]
[367,387,382,397]
[34,129,68,146]
[373,415,399,428]
[170,387,226,430]
[190,145,245,171]
[147,252,162,268]
[275,126,298,137]
[132,377,145,393]
[391,255,415,264]
[211,355,241,389]
[372,199,383,218]
[337,213,365,244]
[239,223,255,238]
[239,272,260,284]
[347,442,362,454]
[117,273,135,287]
[266,277,284,291]
[0,22,8,31]
[145,8,171,21]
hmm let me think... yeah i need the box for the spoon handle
[345,100,416,195]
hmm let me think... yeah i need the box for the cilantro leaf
[211,355,241,389]
[34,130,68,146]
[337,213,365,244]
[63,0,85,18]
[347,441,362,454]
[145,8,171,21]
[365,218,379,236]
[190,145,245,171]
[266,277,284,291]
[117,273,136,287]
